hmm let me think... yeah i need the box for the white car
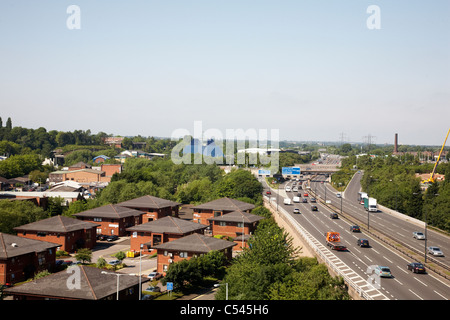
[375,266,392,278]
[427,246,444,257]
[413,232,425,240]
[285,186,291,192]
[293,208,300,214]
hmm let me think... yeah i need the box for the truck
[284,198,292,205]
[293,196,300,203]
[358,192,368,204]
[363,197,378,212]
[325,232,347,251]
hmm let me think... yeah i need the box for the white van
[293,196,300,203]
[284,198,292,205]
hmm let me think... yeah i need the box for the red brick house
[207,210,265,251]
[126,216,208,255]
[192,197,255,229]
[0,233,59,285]
[73,204,142,237]
[151,233,236,274]
[118,195,181,223]
[4,265,149,300]
[14,215,100,253]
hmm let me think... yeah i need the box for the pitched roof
[73,204,142,219]
[126,216,207,234]
[0,233,60,259]
[192,197,255,212]
[207,210,265,224]
[117,195,180,209]
[4,265,149,300]
[14,215,99,233]
[151,233,236,253]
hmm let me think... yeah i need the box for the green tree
[74,248,92,264]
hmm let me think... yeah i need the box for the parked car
[427,246,444,257]
[147,272,162,281]
[413,232,425,240]
[97,234,108,241]
[356,239,370,247]
[293,208,300,214]
[145,286,161,292]
[407,262,426,274]
[350,225,361,232]
[375,266,392,278]
[106,235,119,242]
[329,212,338,219]
[108,259,121,266]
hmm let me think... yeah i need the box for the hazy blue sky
[1,1,449,146]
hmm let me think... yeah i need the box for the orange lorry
[325,232,347,251]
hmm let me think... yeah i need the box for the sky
[0,0,449,146]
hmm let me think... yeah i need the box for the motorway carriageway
[263,176,450,300]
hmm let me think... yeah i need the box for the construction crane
[422,128,450,184]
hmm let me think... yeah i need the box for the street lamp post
[139,243,143,300]
[214,283,228,300]
[101,271,126,300]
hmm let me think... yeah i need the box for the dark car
[357,239,370,247]
[407,262,426,274]
[310,197,316,203]
[106,235,119,242]
[302,198,308,203]
[330,212,338,219]
[97,234,108,241]
[350,225,361,232]
[311,205,318,211]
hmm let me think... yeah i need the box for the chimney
[394,133,398,153]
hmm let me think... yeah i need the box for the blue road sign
[281,167,301,175]
[167,282,173,291]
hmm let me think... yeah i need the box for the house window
[213,211,221,217]
[163,250,168,256]
[153,234,162,246]
[180,252,188,258]
[163,265,168,272]
[219,221,226,227]
[237,222,244,228]
[94,218,102,222]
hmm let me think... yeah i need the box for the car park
[413,232,425,240]
[330,212,338,219]
[350,225,361,232]
[427,246,444,256]
[407,262,426,274]
[293,208,300,214]
[356,239,370,247]
[375,266,392,278]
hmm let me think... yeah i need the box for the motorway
[263,175,450,300]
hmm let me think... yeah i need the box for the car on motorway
[285,186,291,192]
[147,272,163,280]
[302,198,308,203]
[284,198,292,205]
[266,190,271,195]
[303,193,309,197]
[413,231,425,240]
[311,205,318,211]
[427,246,444,257]
[336,193,341,198]
[293,208,300,214]
[292,187,298,192]
[407,262,426,274]
[330,212,338,219]
[310,197,316,203]
[375,266,392,278]
[350,225,361,232]
[356,239,370,247]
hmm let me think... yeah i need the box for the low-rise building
[4,265,149,300]
[73,204,142,237]
[118,195,180,223]
[14,215,99,253]
[192,197,255,228]
[0,233,59,285]
[152,233,236,274]
[126,216,208,255]
[207,210,265,251]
